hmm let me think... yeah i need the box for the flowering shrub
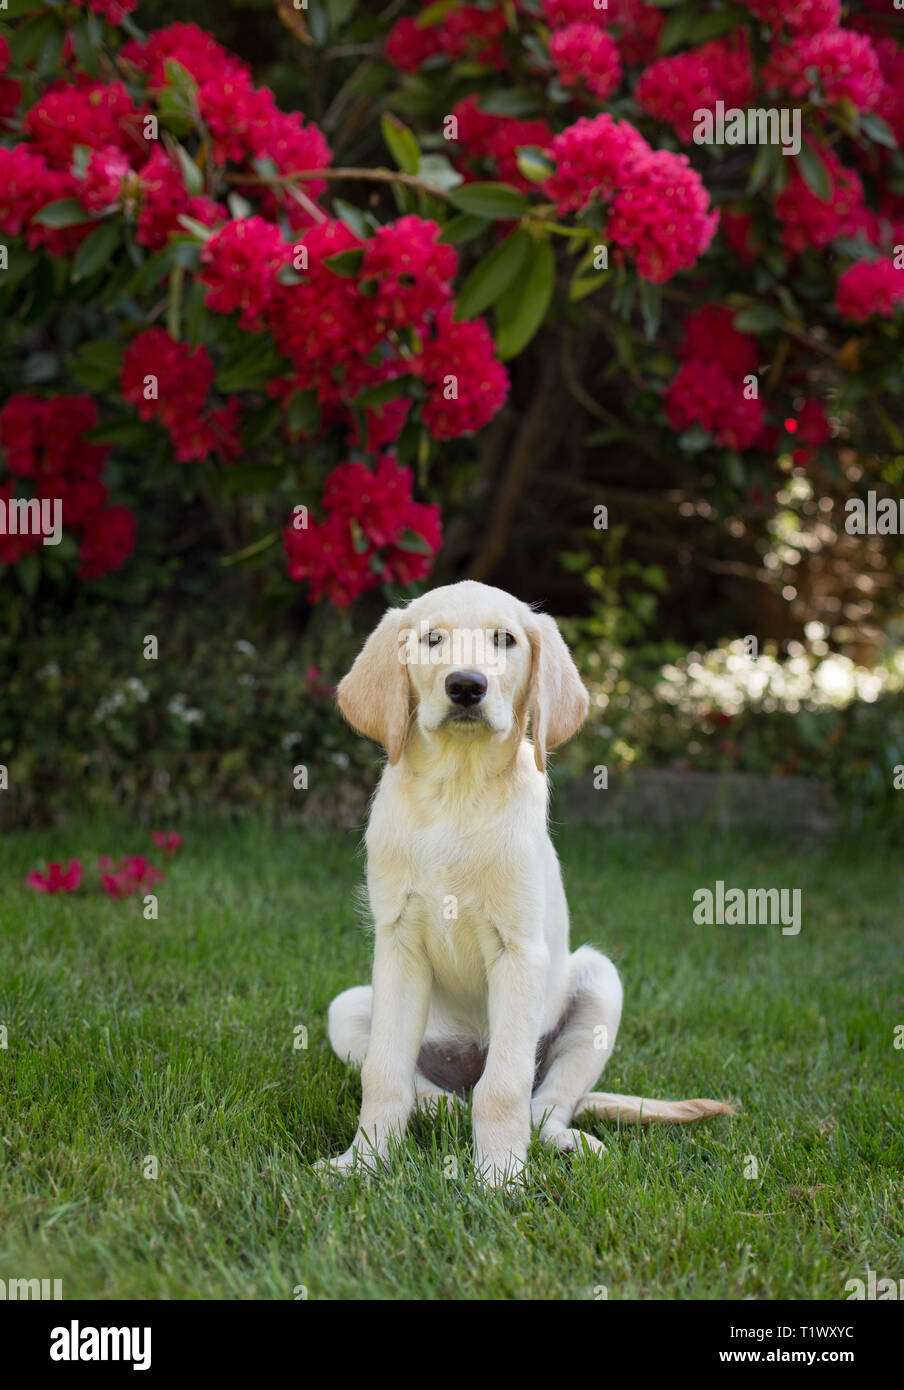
[0,0,901,635]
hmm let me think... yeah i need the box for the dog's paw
[546,1127,607,1157]
[474,1151,526,1192]
[314,1145,379,1177]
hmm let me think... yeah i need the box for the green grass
[1,816,901,1300]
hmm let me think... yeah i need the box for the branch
[228,166,453,200]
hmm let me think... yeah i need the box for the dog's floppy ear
[526,612,589,773]
[337,607,409,765]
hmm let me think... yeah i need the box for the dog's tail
[574,1091,735,1126]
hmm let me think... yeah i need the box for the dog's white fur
[321,581,732,1187]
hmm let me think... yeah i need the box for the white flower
[235,640,256,657]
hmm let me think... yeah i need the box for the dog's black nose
[445,670,488,706]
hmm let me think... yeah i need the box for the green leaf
[733,305,784,333]
[686,6,744,43]
[448,182,530,220]
[87,419,156,447]
[795,142,833,203]
[638,279,661,342]
[416,153,463,191]
[658,9,692,52]
[215,345,285,393]
[395,528,433,555]
[17,551,40,598]
[69,18,100,76]
[120,238,200,298]
[10,11,61,67]
[515,147,555,185]
[354,377,414,409]
[240,402,282,449]
[381,114,421,177]
[439,213,491,246]
[287,389,321,439]
[308,0,329,45]
[495,237,555,360]
[860,111,897,150]
[24,351,59,384]
[324,247,365,277]
[71,219,120,282]
[477,90,539,118]
[327,0,358,25]
[222,464,284,494]
[3,0,50,16]
[332,199,372,239]
[678,424,713,453]
[32,199,93,229]
[72,339,124,378]
[454,227,530,320]
[173,143,205,196]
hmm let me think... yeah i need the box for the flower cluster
[762,27,882,110]
[742,0,840,35]
[27,860,83,893]
[835,259,904,322]
[543,114,718,282]
[0,393,135,578]
[99,854,165,898]
[385,6,506,72]
[547,25,623,103]
[122,23,332,214]
[264,216,507,438]
[635,34,754,144]
[774,142,864,254]
[450,97,553,191]
[120,329,241,464]
[283,455,441,606]
[200,217,289,328]
[666,307,763,449]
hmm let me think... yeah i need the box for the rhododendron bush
[0,0,902,632]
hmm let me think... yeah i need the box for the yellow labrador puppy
[322,581,731,1187]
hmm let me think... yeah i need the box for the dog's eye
[494,631,516,648]
[426,630,445,647]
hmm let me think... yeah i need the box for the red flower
[544,113,649,215]
[607,148,719,284]
[548,25,623,103]
[836,258,904,321]
[200,217,288,327]
[27,860,83,893]
[99,854,164,897]
[665,360,764,449]
[385,17,444,73]
[151,831,184,854]
[419,309,509,439]
[24,80,145,171]
[678,305,758,379]
[77,504,137,580]
[636,34,754,143]
[360,215,457,331]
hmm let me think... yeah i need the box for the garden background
[1,0,902,834]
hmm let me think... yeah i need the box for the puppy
[321,581,732,1187]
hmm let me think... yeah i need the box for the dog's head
[336,581,588,771]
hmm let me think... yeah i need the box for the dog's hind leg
[327,985,462,1113]
[531,946,623,1154]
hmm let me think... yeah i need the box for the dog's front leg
[325,916,431,1175]
[472,939,548,1189]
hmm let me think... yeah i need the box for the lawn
[1,815,901,1300]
